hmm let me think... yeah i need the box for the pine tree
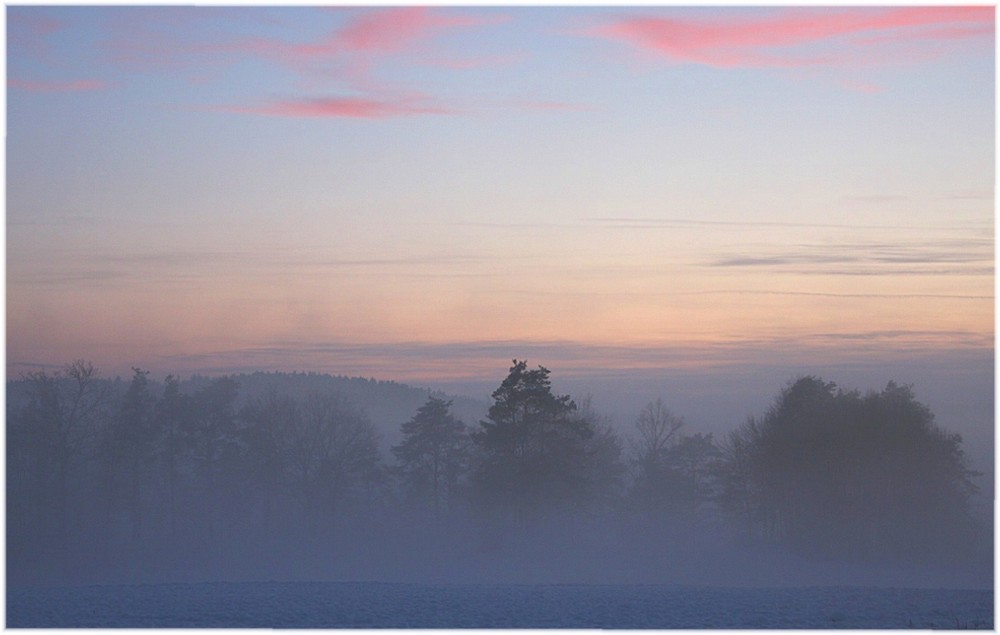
[472,360,593,525]
[392,396,470,519]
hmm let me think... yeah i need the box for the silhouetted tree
[575,396,626,513]
[629,399,684,509]
[287,392,381,530]
[8,360,109,575]
[238,390,300,532]
[628,400,720,524]
[152,374,194,539]
[392,396,470,519]
[127,371,155,529]
[188,376,240,543]
[99,368,158,545]
[716,418,763,542]
[663,433,721,510]
[634,399,685,462]
[472,360,595,526]
[718,376,980,562]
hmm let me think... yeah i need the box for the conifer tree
[393,396,470,518]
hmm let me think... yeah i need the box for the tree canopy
[472,360,619,525]
[718,376,979,562]
[392,396,470,518]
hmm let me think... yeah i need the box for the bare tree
[633,398,685,464]
[627,398,722,530]
[287,392,380,530]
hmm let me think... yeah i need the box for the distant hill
[7,370,489,457]
[217,371,489,451]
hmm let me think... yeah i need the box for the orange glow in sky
[6,6,994,382]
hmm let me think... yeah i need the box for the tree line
[7,359,985,584]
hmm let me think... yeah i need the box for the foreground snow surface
[7,581,993,629]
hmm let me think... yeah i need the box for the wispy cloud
[248,7,507,108]
[839,194,908,205]
[670,289,992,301]
[107,7,508,118]
[215,94,455,119]
[8,78,110,93]
[9,249,490,286]
[586,216,921,232]
[8,214,106,227]
[192,8,503,79]
[584,6,992,71]
[838,79,884,94]
[8,11,65,58]
[155,329,994,381]
[944,191,994,201]
[334,7,500,56]
[708,238,994,276]
[8,12,112,94]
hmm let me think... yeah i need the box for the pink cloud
[264,7,509,93]
[216,95,455,119]
[588,6,993,69]
[336,7,498,54]
[855,23,995,46]
[180,8,505,73]
[8,78,110,93]
[839,79,884,94]
[106,7,507,107]
[8,12,65,58]
[8,12,63,38]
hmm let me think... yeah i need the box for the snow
[7,581,993,628]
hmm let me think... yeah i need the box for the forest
[7,359,990,586]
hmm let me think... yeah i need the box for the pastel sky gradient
[6,6,995,395]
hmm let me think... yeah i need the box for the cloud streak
[7,11,65,58]
[153,330,994,381]
[110,7,508,119]
[195,8,502,77]
[216,95,454,119]
[8,12,112,95]
[663,289,993,302]
[587,216,945,232]
[8,78,110,93]
[585,6,993,70]
[708,238,994,276]
[9,249,490,286]
[334,7,499,55]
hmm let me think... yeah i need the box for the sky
[5,5,995,438]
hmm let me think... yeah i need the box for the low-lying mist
[7,360,991,590]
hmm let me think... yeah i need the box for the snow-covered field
[7,581,993,628]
